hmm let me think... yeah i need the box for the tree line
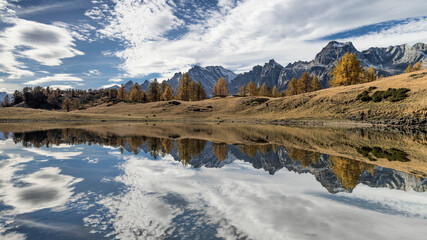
[2,52,424,111]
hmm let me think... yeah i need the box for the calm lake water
[0,123,426,240]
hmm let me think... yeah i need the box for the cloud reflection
[86,154,427,240]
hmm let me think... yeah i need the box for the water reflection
[5,127,426,193]
[0,124,427,239]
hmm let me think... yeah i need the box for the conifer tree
[177,73,192,101]
[62,97,72,112]
[285,77,298,96]
[238,83,247,96]
[118,84,126,99]
[129,84,143,102]
[272,85,279,98]
[405,64,413,73]
[195,81,207,101]
[330,52,364,87]
[161,84,174,101]
[412,61,422,71]
[365,66,376,82]
[148,79,160,102]
[246,81,258,96]
[310,75,322,92]
[297,72,312,94]
[212,77,229,96]
[73,98,80,110]
[258,83,272,96]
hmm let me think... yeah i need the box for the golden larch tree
[246,81,258,96]
[310,75,322,91]
[285,77,298,96]
[330,52,364,87]
[272,85,279,98]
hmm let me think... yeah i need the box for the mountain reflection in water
[5,126,426,193]
[1,123,427,240]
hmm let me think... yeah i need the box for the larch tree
[405,64,413,73]
[62,97,72,112]
[177,73,192,101]
[212,77,229,96]
[330,52,364,87]
[129,83,143,102]
[195,81,207,101]
[272,85,279,98]
[412,61,422,71]
[310,75,322,92]
[118,84,126,99]
[238,83,247,96]
[285,77,298,96]
[148,79,160,102]
[161,84,174,101]
[365,66,377,82]
[297,72,312,94]
[73,98,80,110]
[246,81,258,96]
[258,83,271,97]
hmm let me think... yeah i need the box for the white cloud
[99,83,118,89]
[24,73,83,85]
[108,78,122,82]
[85,154,427,239]
[24,148,82,160]
[50,85,75,90]
[84,69,101,76]
[90,0,427,78]
[0,78,4,82]
[0,11,83,78]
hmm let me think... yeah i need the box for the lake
[0,122,426,240]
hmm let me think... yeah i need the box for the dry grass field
[1,69,427,124]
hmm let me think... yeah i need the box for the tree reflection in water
[5,128,426,193]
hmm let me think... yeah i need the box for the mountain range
[0,92,7,104]
[107,41,427,95]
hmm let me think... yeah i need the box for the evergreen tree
[412,61,422,71]
[365,66,376,82]
[161,84,174,101]
[195,81,207,101]
[297,72,312,94]
[272,85,279,98]
[238,83,247,96]
[148,79,160,102]
[310,75,322,92]
[212,77,229,96]
[285,77,298,96]
[246,81,258,96]
[73,98,81,110]
[129,84,143,102]
[330,52,364,87]
[62,97,72,112]
[258,83,272,96]
[177,73,192,101]
[118,84,126,99]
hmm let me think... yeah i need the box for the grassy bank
[1,70,427,126]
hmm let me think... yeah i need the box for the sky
[0,0,427,93]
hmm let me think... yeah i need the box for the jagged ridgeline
[2,123,426,194]
[107,41,427,95]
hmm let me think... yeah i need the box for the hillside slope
[1,70,427,126]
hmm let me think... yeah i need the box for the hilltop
[1,69,427,127]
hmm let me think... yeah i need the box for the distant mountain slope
[229,41,427,93]
[0,92,7,104]
[165,66,237,96]
[104,41,426,95]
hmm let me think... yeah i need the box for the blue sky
[0,0,427,92]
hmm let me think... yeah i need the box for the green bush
[357,88,410,102]
[356,91,372,102]
[371,91,385,102]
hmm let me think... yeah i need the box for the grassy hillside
[1,69,427,125]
